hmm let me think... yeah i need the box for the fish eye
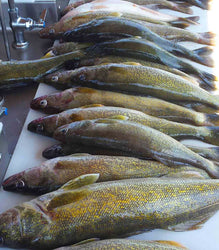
[60,128,67,134]
[16,180,25,190]
[36,124,44,133]
[79,74,86,81]
[39,100,47,108]
[51,76,58,82]
[49,29,55,34]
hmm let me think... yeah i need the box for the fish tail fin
[187,145,219,162]
[198,32,216,45]
[198,71,217,90]
[193,46,213,57]
[194,0,210,9]
[204,126,219,146]
[168,2,193,14]
[205,114,219,126]
[169,16,199,28]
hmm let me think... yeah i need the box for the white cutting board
[1,3,219,250]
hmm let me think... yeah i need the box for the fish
[30,87,219,126]
[53,116,219,178]
[39,0,198,38]
[85,37,216,89]
[42,143,219,163]
[169,0,209,9]
[1,175,219,249]
[185,145,219,162]
[54,239,188,250]
[0,51,87,90]
[140,21,215,45]
[2,154,210,194]
[42,63,219,108]
[62,0,193,14]
[28,105,219,146]
[44,48,199,85]
[62,17,212,67]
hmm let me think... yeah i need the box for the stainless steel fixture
[8,0,47,48]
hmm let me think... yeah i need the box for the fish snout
[30,96,48,110]
[42,144,64,159]
[28,119,44,133]
[2,174,26,192]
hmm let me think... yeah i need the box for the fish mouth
[42,144,64,159]
[27,120,47,135]
[2,174,26,192]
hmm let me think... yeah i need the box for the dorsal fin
[61,173,100,190]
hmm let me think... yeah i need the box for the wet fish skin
[39,0,198,39]
[42,143,219,163]
[53,117,219,178]
[62,17,211,66]
[2,154,210,194]
[63,0,192,14]
[1,177,219,249]
[30,87,219,126]
[54,239,188,250]
[86,38,216,89]
[43,63,219,108]
[0,51,86,90]
[28,105,219,146]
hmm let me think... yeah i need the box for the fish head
[30,93,63,114]
[2,172,27,192]
[39,24,57,39]
[42,144,66,159]
[53,119,95,143]
[28,115,57,136]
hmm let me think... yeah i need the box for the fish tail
[193,46,213,57]
[205,114,219,126]
[190,47,214,67]
[204,126,219,146]
[169,2,193,14]
[187,145,219,162]
[198,32,216,45]
[168,16,198,28]
[194,0,210,9]
[198,72,217,90]
[169,16,199,28]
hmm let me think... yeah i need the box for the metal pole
[0,0,11,60]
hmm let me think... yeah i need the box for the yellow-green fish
[28,105,219,146]
[0,175,219,249]
[2,154,209,194]
[53,117,219,178]
[30,87,219,126]
[54,239,188,250]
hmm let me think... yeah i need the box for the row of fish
[1,0,218,249]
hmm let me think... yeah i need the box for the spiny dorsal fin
[122,62,142,66]
[60,173,100,190]
[80,104,104,108]
[70,238,100,246]
[69,153,91,157]
[95,115,128,124]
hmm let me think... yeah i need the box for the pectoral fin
[47,189,88,210]
[95,115,128,124]
[80,104,104,108]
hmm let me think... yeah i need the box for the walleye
[62,17,212,66]
[1,175,219,249]
[30,87,219,126]
[42,143,219,162]
[2,154,209,194]
[63,0,193,14]
[53,117,219,178]
[85,38,216,88]
[0,51,86,90]
[28,105,219,146]
[54,239,188,250]
[39,0,198,38]
[43,63,219,108]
